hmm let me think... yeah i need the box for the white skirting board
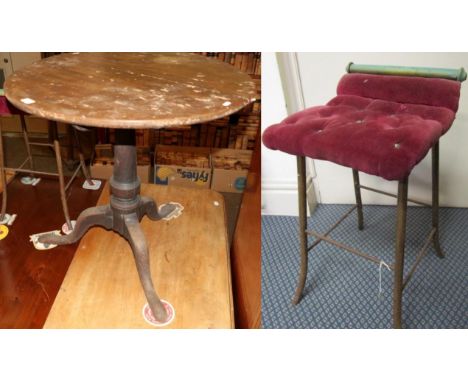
[262,176,316,216]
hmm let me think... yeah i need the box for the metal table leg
[292,155,309,305]
[393,177,408,329]
[20,114,35,174]
[73,125,94,184]
[432,141,444,258]
[39,129,177,322]
[352,169,364,230]
[53,138,73,230]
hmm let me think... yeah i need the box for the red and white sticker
[30,230,61,250]
[142,300,175,327]
[62,220,76,235]
[82,179,101,190]
[159,202,184,221]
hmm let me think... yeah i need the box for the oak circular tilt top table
[4,52,256,324]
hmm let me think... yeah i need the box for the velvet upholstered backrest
[337,73,462,113]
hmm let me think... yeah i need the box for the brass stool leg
[0,123,8,221]
[20,114,35,174]
[352,169,364,230]
[393,177,408,329]
[293,156,308,305]
[53,138,73,231]
[432,141,444,258]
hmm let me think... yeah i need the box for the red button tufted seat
[263,73,461,180]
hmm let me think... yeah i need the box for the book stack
[156,149,210,169]
[94,144,150,166]
[196,52,261,78]
[211,150,252,171]
[95,52,261,171]
[152,127,191,146]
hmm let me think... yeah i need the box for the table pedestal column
[39,129,176,323]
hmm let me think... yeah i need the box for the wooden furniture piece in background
[0,177,102,328]
[0,102,93,229]
[0,170,14,193]
[230,127,261,328]
[5,52,256,326]
[44,183,233,328]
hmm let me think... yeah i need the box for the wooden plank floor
[0,176,102,328]
[44,183,234,329]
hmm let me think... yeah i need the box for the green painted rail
[346,62,467,82]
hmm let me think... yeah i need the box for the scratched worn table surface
[4,52,256,129]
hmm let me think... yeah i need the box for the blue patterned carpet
[262,205,468,328]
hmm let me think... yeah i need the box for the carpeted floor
[262,204,468,329]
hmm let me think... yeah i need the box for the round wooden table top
[4,53,257,129]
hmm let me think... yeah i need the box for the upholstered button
[262,85,457,181]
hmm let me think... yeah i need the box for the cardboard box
[211,168,248,193]
[210,148,251,193]
[90,163,150,183]
[154,145,212,189]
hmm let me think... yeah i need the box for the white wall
[262,53,468,214]
[261,52,300,215]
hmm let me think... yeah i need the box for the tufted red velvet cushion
[263,74,461,180]
[337,73,461,112]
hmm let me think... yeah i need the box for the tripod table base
[43,183,234,329]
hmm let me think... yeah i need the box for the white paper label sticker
[30,230,62,250]
[82,179,102,190]
[21,98,36,105]
[159,202,184,221]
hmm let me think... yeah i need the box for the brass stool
[262,63,466,328]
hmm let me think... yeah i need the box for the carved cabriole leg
[432,141,444,258]
[352,169,364,230]
[39,128,170,323]
[139,195,177,221]
[0,123,7,220]
[292,156,308,305]
[109,130,168,322]
[38,205,113,245]
[393,177,408,329]
[124,213,167,322]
